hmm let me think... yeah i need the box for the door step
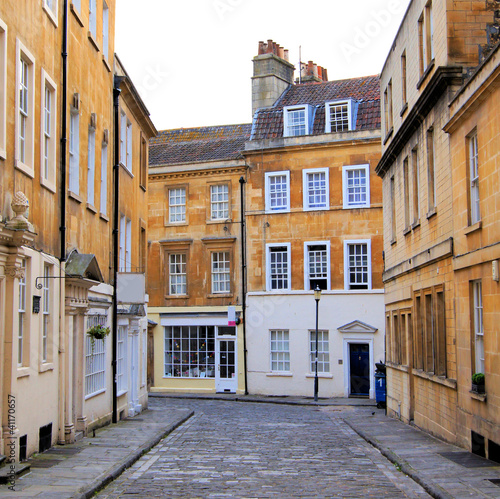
[0,461,31,484]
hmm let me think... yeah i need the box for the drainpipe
[239,176,248,395]
[58,0,69,445]
[112,76,124,423]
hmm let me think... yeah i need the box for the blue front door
[349,343,370,396]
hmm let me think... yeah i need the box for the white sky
[115,0,410,131]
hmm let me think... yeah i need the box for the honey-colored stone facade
[0,1,155,460]
[378,0,499,456]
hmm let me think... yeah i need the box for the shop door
[216,338,237,393]
[349,343,370,397]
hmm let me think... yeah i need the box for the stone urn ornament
[7,191,32,230]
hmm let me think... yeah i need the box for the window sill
[206,218,232,225]
[140,184,147,193]
[411,219,421,230]
[15,159,35,179]
[102,55,111,73]
[386,361,409,373]
[303,206,329,212]
[265,209,291,215]
[0,148,6,160]
[470,391,487,402]
[417,59,435,90]
[400,102,408,117]
[403,226,411,236]
[390,237,397,246]
[71,3,84,27]
[464,220,482,235]
[207,293,233,299]
[39,362,54,373]
[426,207,437,219]
[343,204,370,210]
[85,388,106,401]
[412,369,457,389]
[88,31,100,52]
[86,203,97,214]
[41,177,57,194]
[42,4,58,27]
[68,190,83,203]
[165,221,188,227]
[17,367,30,379]
[383,127,393,145]
[120,164,134,178]
[266,372,293,377]
[166,294,189,300]
[117,390,128,397]
[99,212,109,222]
[305,373,333,379]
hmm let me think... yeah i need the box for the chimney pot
[258,41,265,55]
[284,49,289,61]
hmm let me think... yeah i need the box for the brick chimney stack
[297,61,329,84]
[252,39,295,115]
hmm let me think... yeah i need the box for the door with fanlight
[215,326,237,393]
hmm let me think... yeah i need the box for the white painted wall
[246,291,385,398]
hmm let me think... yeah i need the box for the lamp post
[314,285,321,402]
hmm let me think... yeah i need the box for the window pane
[270,330,290,371]
[287,108,306,136]
[348,244,368,289]
[211,184,229,220]
[309,330,330,373]
[307,172,327,208]
[329,103,349,132]
[169,188,186,223]
[268,175,288,210]
[270,247,288,290]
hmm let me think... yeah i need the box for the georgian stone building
[0,0,155,461]
[147,125,250,394]
[378,0,499,457]
[244,42,385,398]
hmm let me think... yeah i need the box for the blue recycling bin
[375,372,386,408]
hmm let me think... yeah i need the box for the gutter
[239,176,248,395]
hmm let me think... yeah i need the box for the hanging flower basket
[87,325,110,354]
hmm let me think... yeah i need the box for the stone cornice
[0,224,37,247]
[149,165,246,182]
[376,66,464,178]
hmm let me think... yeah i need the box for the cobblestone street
[96,398,429,498]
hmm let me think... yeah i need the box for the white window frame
[342,164,370,209]
[89,0,97,39]
[126,119,132,172]
[211,251,230,294]
[325,100,353,133]
[100,142,108,216]
[87,124,96,206]
[469,131,480,225]
[309,330,330,373]
[120,111,126,166]
[266,243,291,292]
[304,241,331,291]
[210,184,229,220]
[303,168,329,211]
[119,215,132,272]
[0,19,7,159]
[15,39,35,178]
[270,330,290,372]
[85,314,107,398]
[102,1,109,60]
[283,105,310,137]
[42,264,51,363]
[117,324,128,395]
[40,70,57,192]
[472,280,484,374]
[43,0,58,26]
[168,187,186,223]
[344,239,372,291]
[69,107,80,194]
[18,260,26,367]
[169,253,187,296]
[265,171,290,213]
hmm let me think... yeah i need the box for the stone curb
[149,393,377,407]
[72,410,194,499]
[341,417,454,499]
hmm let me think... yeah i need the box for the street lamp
[314,285,321,402]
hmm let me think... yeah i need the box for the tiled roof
[251,75,380,140]
[149,124,252,166]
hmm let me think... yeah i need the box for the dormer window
[283,105,311,137]
[325,100,355,133]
